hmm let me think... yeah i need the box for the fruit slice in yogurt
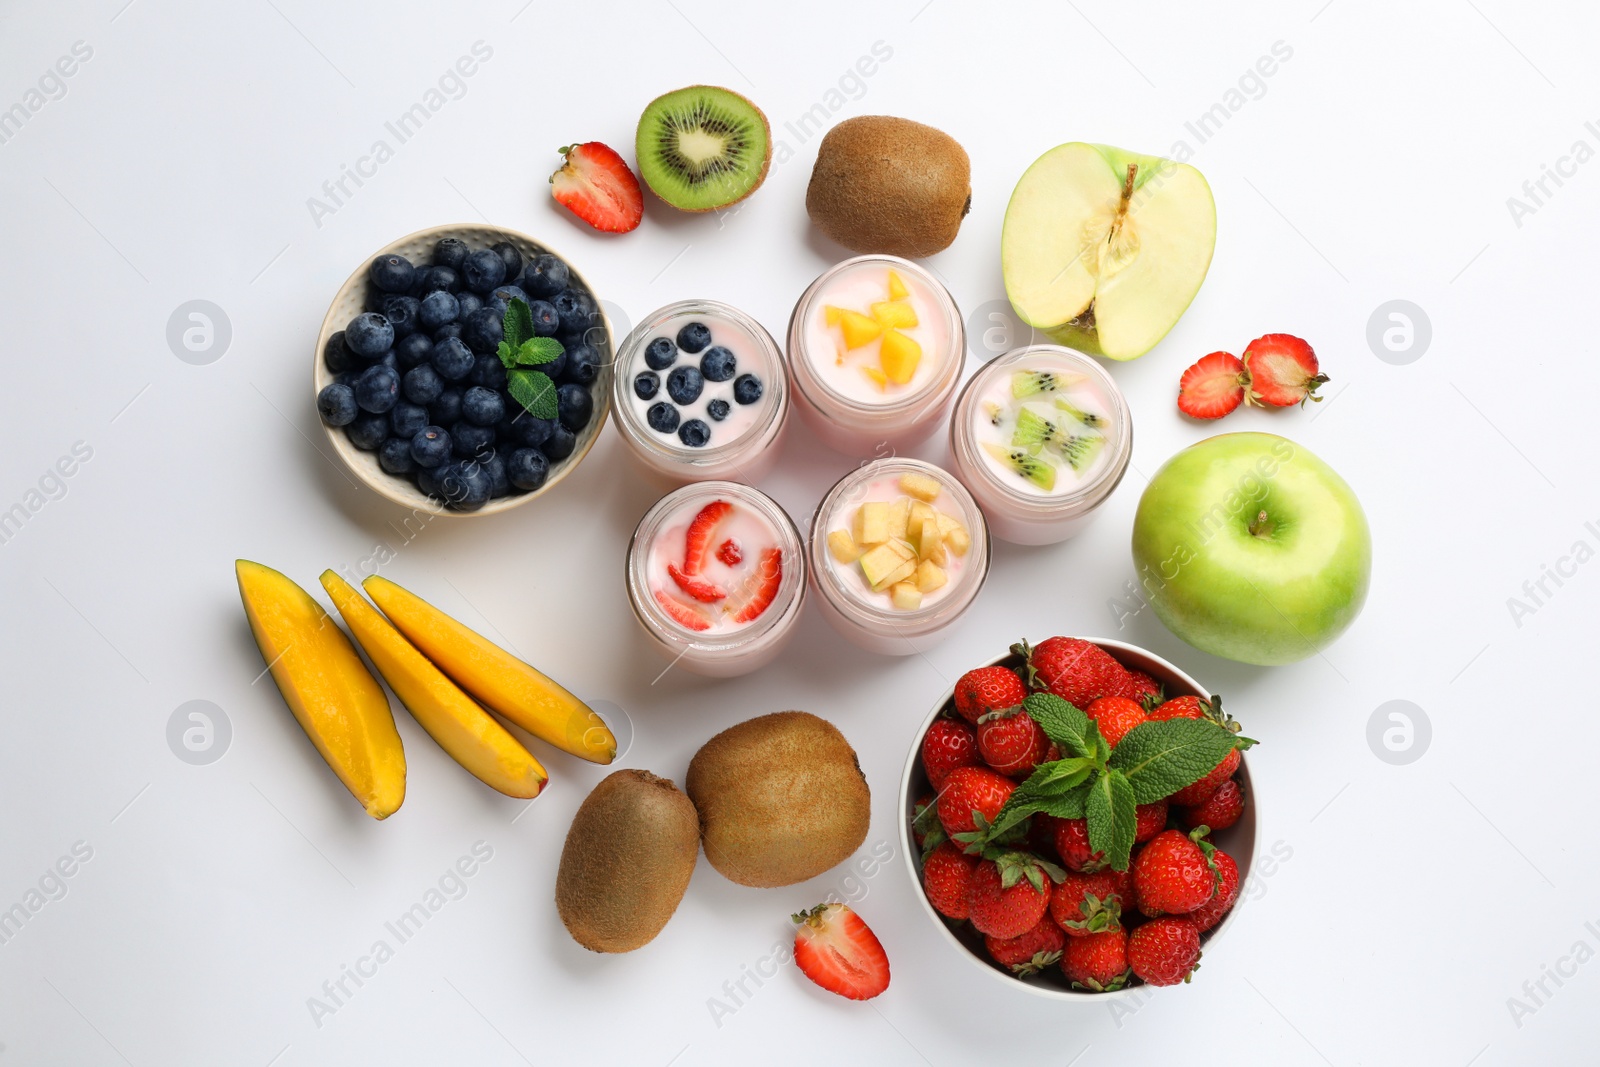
[807,266,950,400]
[975,355,1113,495]
[825,471,971,612]
[649,498,784,632]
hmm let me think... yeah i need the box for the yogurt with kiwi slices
[974,353,1117,495]
[635,86,772,211]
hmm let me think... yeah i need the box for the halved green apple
[1002,143,1216,361]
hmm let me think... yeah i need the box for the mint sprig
[498,298,564,420]
[1108,719,1243,804]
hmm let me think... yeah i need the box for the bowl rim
[896,635,1257,1002]
[312,222,613,518]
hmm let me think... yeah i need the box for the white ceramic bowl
[897,637,1257,1001]
[312,224,614,517]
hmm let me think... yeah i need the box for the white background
[1,0,1596,1063]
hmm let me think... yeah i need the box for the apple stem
[1107,164,1138,245]
[1249,509,1273,538]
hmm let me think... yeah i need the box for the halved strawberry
[792,903,890,1001]
[682,500,732,576]
[549,142,643,234]
[724,548,782,623]
[1242,333,1327,407]
[666,562,726,603]
[1177,351,1247,420]
[717,538,742,566]
[654,589,710,631]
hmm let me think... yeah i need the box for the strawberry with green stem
[967,850,1065,939]
[1127,917,1201,986]
[1063,928,1131,991]
[985,916,1066,976]
[792,903,891,1001]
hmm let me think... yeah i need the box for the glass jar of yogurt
[625,481,806,678]
[807,458,989,656]
[785,256,964,456]
[611,301,789,484]
[949,344,1132,545]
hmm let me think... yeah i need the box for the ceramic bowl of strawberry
[898,636,1257,1000]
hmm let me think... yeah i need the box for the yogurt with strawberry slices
[626,481,806,677]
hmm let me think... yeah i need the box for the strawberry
[967,852,1059,939]
[1085,696,1147,748]
[936,765,1016,838]
[791,903,890,1001]
[1135,800,1169,843]
[549,141,644,233]
[1062,928,1130,991]
[1169,749,1240,807]
[1052,818,1103,872]
[1127,669,1163,709]
[666,562,726,603]
[1147,694,1252,806]
[1132,828,1218,916]
[1014,637,1134,708]
[921,842,977,920]
[976,707,1050,777]
[716,538,742,566]
[1178,777,1244,832]
[911,793,938,850]
[1147,694,1212,722]
[1127,917,1201,986]
[1242,333,1327,407]
[723,548,782,623]
[653,589,710,631]
[681,500,732,576]
[1177,351,1247,420]
[1185,848,1240,933]
[1050,868,1131,936]
[921,718,979,791]
[953,665,1027,725]
[985,916,1066,976]
[1027,813,1062,858]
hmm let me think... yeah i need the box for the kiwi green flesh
[637,86,770,211]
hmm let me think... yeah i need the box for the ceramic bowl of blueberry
[313,224,614,515]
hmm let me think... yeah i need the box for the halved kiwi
[635,85,771,212]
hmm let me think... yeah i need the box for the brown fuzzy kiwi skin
[555,769,700,953]
[805,115,972,257]
[685,711,870,889]
[639,85,773,213]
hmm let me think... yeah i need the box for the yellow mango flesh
[320,572,546,799]
[839,310,883,350]
[879,329,922,384]
[363,575,615,764]
[887,270,910,300]
[871,300,918,329]
[235,561,405,819]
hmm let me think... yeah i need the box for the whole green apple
[1131,432,1370,665]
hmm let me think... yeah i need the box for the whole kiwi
[805,115,971,258]
[555,769,699,953]
[686,711,870,888]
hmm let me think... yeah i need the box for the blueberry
[406,269,430,298]
[506,448,549,491]
[537,346,568,380]
[390,401,428,438]
[419,265,460,295]
[563,343,599,385]
[646,402,680,434]
[316,383,358,426]
[419,290,460,330]
[378,437,415,475]
[462,307,504,353]
[733,373,763,405]
[345,312,394,358]
[481,452,511,497]
[381,294,421,338]
[700,345,736,382]
[433,238,469,270]
[451,420,496,459]
[354,364,401,413]
[521,254,570,298]
[644,337,677,370]
[676,321,712,354]
[455,291,483,320]
[678,419,710,448]
[489,284,529,318]
[429,387,464,426]
[415,464,441,498]
[438,461,491,511]
[557,383,593,432]
[335,371,359,388]
[551,289,595,335]
[324,331,357,374]
[507,412,555,448]
[634,371,660,400]
[542,424,577,461]
[433,323,464,344]
[402,365,443,405]
[527,299,560,337]
[666,365,703,405]
[491,242,523,283]
[369,253,415,294]
[707,398,730,421]
[346,413,389,451]
[461,249,507,294]
[463,386,505,427]
[376,351,398,369]
[470,354,508,391]
[410,426,452,468]
[395,332,434,370]
[432,336,475,381]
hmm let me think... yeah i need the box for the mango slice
[824,305,843,327]
[879,329,922,385]
[839,309,883,350]
[887,270,910,301]
[861,366,888,390]
[871,300,918,329]
[363,575,616,764]
[321,572,546,798]
[236,561,406,819]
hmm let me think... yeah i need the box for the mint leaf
[503,297,535,349]
[507,368,557,420]
[1085,768,1137,870]
[1034,780,1092,820]
[497,340,518,370]
[1108,719,1241,804]
[1023,693,1098,760]
[987,758,1095,837]
[515,336,564,366]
